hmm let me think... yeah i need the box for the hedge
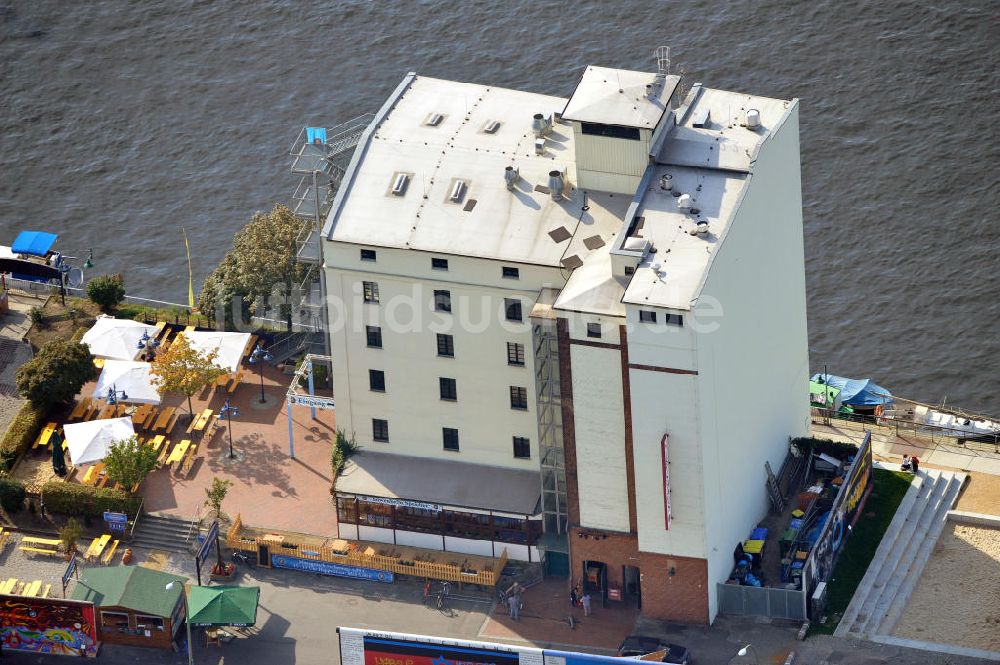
[40,481,141,517]
[791,436,858,461]
[0,402,45,471]
[0,476,26,513]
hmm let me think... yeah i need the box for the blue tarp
[11,231,57,257]
[305,127,327,144]
[811,373,892,406]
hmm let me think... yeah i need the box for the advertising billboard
[339,628,543,665]
[0,595,98,657]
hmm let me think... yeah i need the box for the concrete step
[860,471,955,636]
[841,469,942,637]
[131,514,198,554]
[876,472,966,635]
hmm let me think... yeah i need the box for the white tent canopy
[93,360,161,405]
[181,330,251,374]
[81,316,158,361]
[63,417,135,466]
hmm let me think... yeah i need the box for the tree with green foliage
[204,477,233,521]
[331,429,360,478]
[86,273,126,312]
[150,336,226,417]
[59,517,83,554]
[0,476,26,513]
[102,435,159,494]
[198,204,307,330]
[15,340,94,409]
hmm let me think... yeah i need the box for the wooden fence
[226,515,507,587]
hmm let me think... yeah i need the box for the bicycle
[232,550,254,567]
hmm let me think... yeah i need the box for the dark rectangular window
[580,122,641,140]
[502,266,520,279]
[665,314,684,326]
[432,257,449,270]
[510,386,528,410]
[363,281,379,303]
[513,436,530,459]
[372,419,389,442]
[505,298,522,321]
[586,322,602,338]
[366,325,382,348]
[624,266,635,275]
[360,249,377,261]
[434,289,451,312]
[639,310,657,323]
[442,427,459,451]
[437,333,454,357]
[507,342,525,366]
[369,369,385,392]
[440,377,457,401]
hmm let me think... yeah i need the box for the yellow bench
[102,539,120,565]
[33,423,57,449]
[69,399,92,421]
[22,580,42,597]
[0,578,17,594]
[22,536,62,547]
[20,546,61,557]
[227,372,243,394]
[41,583,51,598]
[166,439,191,466]
[179,444,199,478]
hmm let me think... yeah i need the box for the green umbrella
[187,586,260,627]
[51,431,67,476]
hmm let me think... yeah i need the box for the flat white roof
[327,75,628,266]
[562,66,679,129]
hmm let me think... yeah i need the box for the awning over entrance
[337,451,541,515]
[187,586,260,627]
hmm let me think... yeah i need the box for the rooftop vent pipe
[548,170,565,200]
[659,174,674,193]
[746,109,761,129]
[677,193,693,212]
[689,220,710,236]
[504,165,519,191]
[532,113,551,138]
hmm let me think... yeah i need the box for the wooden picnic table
[132,403,155,426]
[22,536,63,547]
[22,580,42,597]
[0,578,18,594]
[166,439,191,465]
[33,422,58,449]
[191,409,213,433]
[147,434,166,452]
[69,398,92,421]
[82,463,106,486]
[85,534,111,561]
[153,407,176,432]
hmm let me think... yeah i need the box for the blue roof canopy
[11,231,58,257]
[811,373,892,406]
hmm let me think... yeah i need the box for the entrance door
[582,560,608,604]
[545,551,569,578]
[624,565,642,609]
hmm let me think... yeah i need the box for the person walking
[508,590,520,620]
[570,585,579,607]
[581,592,592,617]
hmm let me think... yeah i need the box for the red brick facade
[569,527,709,624]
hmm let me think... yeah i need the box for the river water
[1,1,997,412]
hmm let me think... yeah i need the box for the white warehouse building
[319,63,810,624]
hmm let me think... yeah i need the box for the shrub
[791,436,859,461]
[86,273,125,312]
[204,477,232,520]
[59,518,83,553]
[40,481,141,517]
[0,476,26,513]
[29,306,47,328]
[331,429,360,478]
[0,402,45,471]
[15,339,94,409]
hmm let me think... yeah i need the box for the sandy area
[955,472,1000,515]
[893,522,1000,652]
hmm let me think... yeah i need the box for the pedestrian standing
[911,456,920,474]
[39,498,46,519]
[423,581,431,604]
[581,592,592,616]
[570,585,579,607]
[508,591,520,620]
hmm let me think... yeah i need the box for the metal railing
[813,407,1000,454]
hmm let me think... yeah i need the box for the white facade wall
[323,241,563,470]
[569,343,630,532]
[694,103,809,622]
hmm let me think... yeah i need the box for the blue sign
[62,552,78,586]
[104,511,127,533]
[270,555,393,583]
[198,521,219,563]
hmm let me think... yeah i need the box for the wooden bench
[22,536,62,547]
[0,578,18,594]
[166,439,191,467]
[85,535,111,562]
[20,546,61,557]
[22,580,42,597]
[102,539,120,565]
[41,583,51,598]
[157,439,173,464]
[242,334,259,362]
[152,407,176,432]
[69,398,92,421]
[153,320,168,341]
[179,443,199,478]
[0,530,10,551]
[82,463,105,486]
[227,372,243,394]
[33,422,57,449]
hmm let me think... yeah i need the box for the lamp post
[136,330,160,361]
[219,399,240,459]
[165,581,193,665]
[247,343,273,404]
[106,384,128,405]
[737,644,760,665]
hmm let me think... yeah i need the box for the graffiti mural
[0,595,98,656]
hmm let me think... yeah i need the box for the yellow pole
[182,228,195,308]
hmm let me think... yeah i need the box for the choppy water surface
[1,1,997,411]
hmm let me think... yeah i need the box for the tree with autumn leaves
[149,336,226,418]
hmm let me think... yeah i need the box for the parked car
[617,635,691,665]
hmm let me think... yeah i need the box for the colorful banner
[270,555,393,583]
[339,629,539,665]
[0,595,98,657]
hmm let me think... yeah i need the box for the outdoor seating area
[0,577,52,597]
[226,515,508,587]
